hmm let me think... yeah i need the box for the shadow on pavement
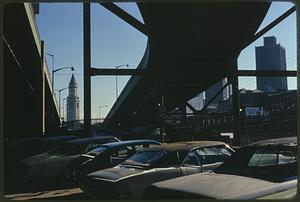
[5,176,78,195]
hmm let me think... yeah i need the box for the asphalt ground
[4,176,90,200]
[5,188,87,200]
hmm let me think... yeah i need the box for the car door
[180,150,202,175]
[43,143,84,178]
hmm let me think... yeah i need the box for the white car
[144,137,297,199]
[80,141,234,199]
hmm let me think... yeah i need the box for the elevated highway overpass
[103,2,271,133]
[3,2,296,142]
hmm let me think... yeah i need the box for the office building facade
[255,36,287,92]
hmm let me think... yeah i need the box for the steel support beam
[157,78,166,143]
[90,67,146,76]
[200,81,229,113]
[231,61,240,145]
[186,102,197,113]
[137,87,157,109]
[159,93,166,143]
[99,3,148,36]
[244,6,296,48]
[41,41,45,135]
[238,70,297,77]
[181,104,187,126]
[84,3,91,136]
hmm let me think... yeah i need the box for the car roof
[39,135,78,142]
[140,141,227,153]
[245,137,297,147]
[66,136,117,144]
[99,139,161,148]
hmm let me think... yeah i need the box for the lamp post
[46,53,54,76]
[52,66,75,96]
[115,64,129,99]
[99,105,108,121]
[55,88,67,119]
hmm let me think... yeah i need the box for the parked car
[68,139,161,182]
[144,137,297,199]
[18,136,119,183]
[7,135,79,178]
[80,141,234,199]
[144,174,297,199]
[9,135,78,161]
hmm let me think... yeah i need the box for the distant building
[222,78,232,100]
[205,80,223,105]
[67,74,80,122]
[186,79,231,114]
[187,93,205,113]
[255,36,287,92]
[217,89,296,118]
[204,78,232,112]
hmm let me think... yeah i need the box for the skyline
[36,2,297,120]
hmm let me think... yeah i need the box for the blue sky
[36,2,297,120]
[238,2,297,90]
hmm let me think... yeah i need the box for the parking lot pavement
[4,188,89,200]
[4,176,91,200]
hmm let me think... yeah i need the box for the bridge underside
[104,2,271,130]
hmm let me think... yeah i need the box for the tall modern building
[187,78,231,113]
[67,74,80,121]
[255,36,287,92]
[205,78,231,104]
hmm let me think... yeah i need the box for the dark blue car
[67,139,161,182]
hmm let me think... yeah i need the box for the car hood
[87,165,155,182]
[150,172,276,199]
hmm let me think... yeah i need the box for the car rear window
[195,145,233,165]
[215,146,297,182]
[122,151,165,167]
[278,151,296,165]
[248,150,278,166]
[248,149,296,166]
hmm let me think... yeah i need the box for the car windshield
[215,147,297,182]
[121,151,165,167]
[86,146,107,157]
